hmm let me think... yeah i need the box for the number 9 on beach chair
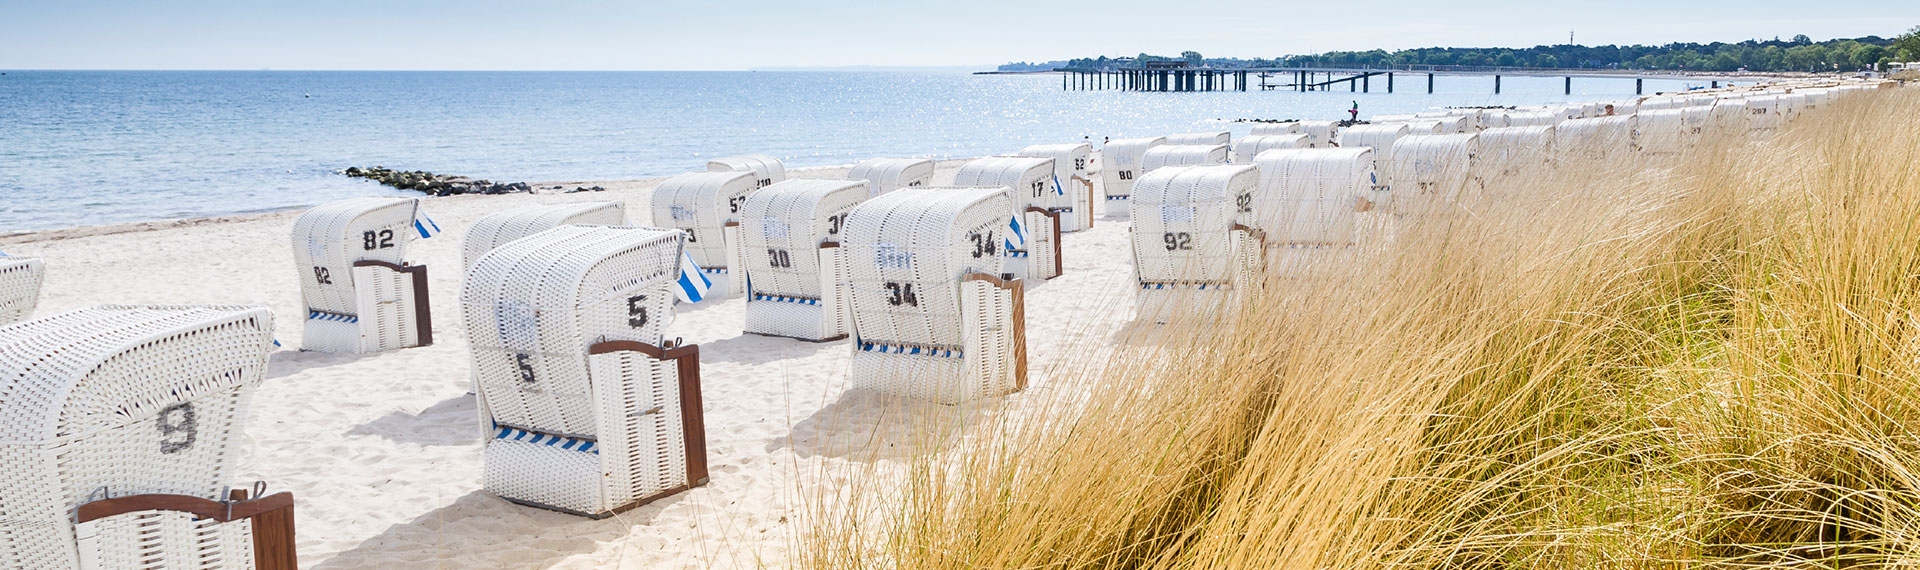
[1099,136,1166,218]
[651,171,761,299]
[1015,144,1096,232]
[462,225,707,518]
[0,257,44,325]
[707,154,786,189]
[0,305,295,570]
[740,179,869,342]
[841,188,1028,405]
[846,158,935,198]
[462,202,626,271]
[291,197,436,353]
[952,157,1063,281]
[1130,165,1263,323]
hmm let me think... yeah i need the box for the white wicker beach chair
[707,155,786,189]
[463,202,627,270]
[1744,95,1784,130]
[1477,125,1556,177]
[650,171,760,299]
[1253,148,1377,277]
[1388,134,1480,216]
[1336,124,1411,195]
[1129,165,1264,323]
[846,158,935,198]
[1394,120,1447,135]
[1473,110,1509,130]
[953,157,1063,281]
[1016,144,1096,232]
[740,179,870,342]
[1166,132,1230,146]
[1504,111,1561,127]
[291,197,435,353]
[1099,136,1166,218]
[1636,109,1691,155]
[1140,145,1229,176]
[841,188,1026,404]
[1555,115,1638,158]
[1230,134,1308,164]
[1247,123,1292,136]
[0,257,44,325]
[462,225,707,519]
[0,305,293,570]
[1293,120,1340,146]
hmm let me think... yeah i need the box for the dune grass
[799,86,1920,569]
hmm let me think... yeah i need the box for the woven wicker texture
[0,305,274,570]
[952,157,1061,280]
[1140,144,1229,175]
[461,225,695,516]
[1389,134,1480,216]
[1555,115,1638,158]
[1165,132,1230,145]
[846,158,935,197]
[650,171,760,299]
[462,202,626,270]
[1014,144,1094,232]
[0,258,45,326]
[1335,124,1411,193]
[291,197,426,353]
[1477,125,1557,177]
[840,188,1021,404]
[1230,135,1308,165]
[1251,148,1373,246]
[1636,109,1692,155]
[1129,166,1263,323]
[1292,120,1340,147]
[739,179,869,341]
[1098,136,1166,218]
[706,155,786,189]
[1504,111,1561,127]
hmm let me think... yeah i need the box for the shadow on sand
[346,393,479,447]
[310,490,692,569]
[770,388,996,462]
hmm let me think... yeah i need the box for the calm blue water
[0,71,1709,232]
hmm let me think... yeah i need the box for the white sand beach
[0,158,1145,569]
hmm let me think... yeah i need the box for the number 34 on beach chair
[292,197,439,353]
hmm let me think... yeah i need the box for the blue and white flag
[1005,214,1027,252]
[414,209,442,239]
[674,251,712,303]
[1052,175,1066,196]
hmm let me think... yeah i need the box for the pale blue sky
[2,0,1912,70]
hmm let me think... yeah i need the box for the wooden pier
[1056,63,1733,95]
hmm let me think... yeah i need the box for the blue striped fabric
[752,294,820,305]
[1141,282,1228,290]
[857,340,963,359]
[1105,195,1130,201]
[494,426,599,454]
[413,209,442,239]
[307,310,359,323]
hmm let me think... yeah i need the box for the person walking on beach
[1349,100,1360,122]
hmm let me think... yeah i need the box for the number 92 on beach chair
[1130,165,1264,323]
[0,305,295,570]
[461,225,708,518]
[291,197,438,353]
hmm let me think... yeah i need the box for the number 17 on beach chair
[291,197,438,353]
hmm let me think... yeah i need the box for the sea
[0,71,1712,232]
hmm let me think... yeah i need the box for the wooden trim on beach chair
[1023,207,1064,279]
[962,273,1027,391]
[585,340,710,510]
[1229,223,1267,247]
[351,259,433,346]
[77,490,298,570]
[1074,176,1096,229]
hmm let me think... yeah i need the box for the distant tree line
[1011,28,1920,73]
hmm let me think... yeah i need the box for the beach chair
[1477,125,1557,177]
[462,202,627,270]
[1253,149,1376,274]
[1016,143,1096,232]
[1165,132,1230,145]
[0,257,44,325]
[1129,165,1264,323]
[1099,136,1166,218]
[1230,134,1308,164]
[291,197,436,353]
[707,154,786,189]
[841,188,1026,404]
[1555,115,1638,158]
[1744,95,1783,130]
[1247,123,1294,136]
[1335,124,1411,197]
[1635,109,1691,155]
[650,171,762,299]
[1291,120,1340,146]
[740,179,870,342]
[1504,111,1561,127]
[462,225,707,518]
[1140,144,1229,176]
[0,305,293,570]
[1388,134,1480,217]
[846,158,935,198]
[953,157,1063,281]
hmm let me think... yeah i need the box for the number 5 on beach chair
[650,171,761,299]
[462,225,708,518]
[0,305,295,570]
[292,197,437,353]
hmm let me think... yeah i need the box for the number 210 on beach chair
[291,197,439,353]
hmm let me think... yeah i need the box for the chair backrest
[1140,144,1229,175]
[1293,120,1339,146]
[847,158,935,197]
[1015,144,1092,213]
[1336,124,1411,185]
[292,197,421,318]
[953,156,1054,209]
[1505,111,1560,127]
[740,179,869,299]
[1556,115,1638,156]
[1478,125,1557,168]
[650,171,759,270]
[463,202,626,270]
[1248,123,1293,136]
[1389,134,1480,213]
[0,257,44,325]
[706,154,786,188]
[1100,136,1167,197]
[0,305,274,568]
[1166,132,1230,145]
[1231,135,1308,164]
[1130,165,1259,283]
[461,225,685,440]
[1636,109,1691,153]
[840,188,1011,350]
[1253,148,1374,245]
